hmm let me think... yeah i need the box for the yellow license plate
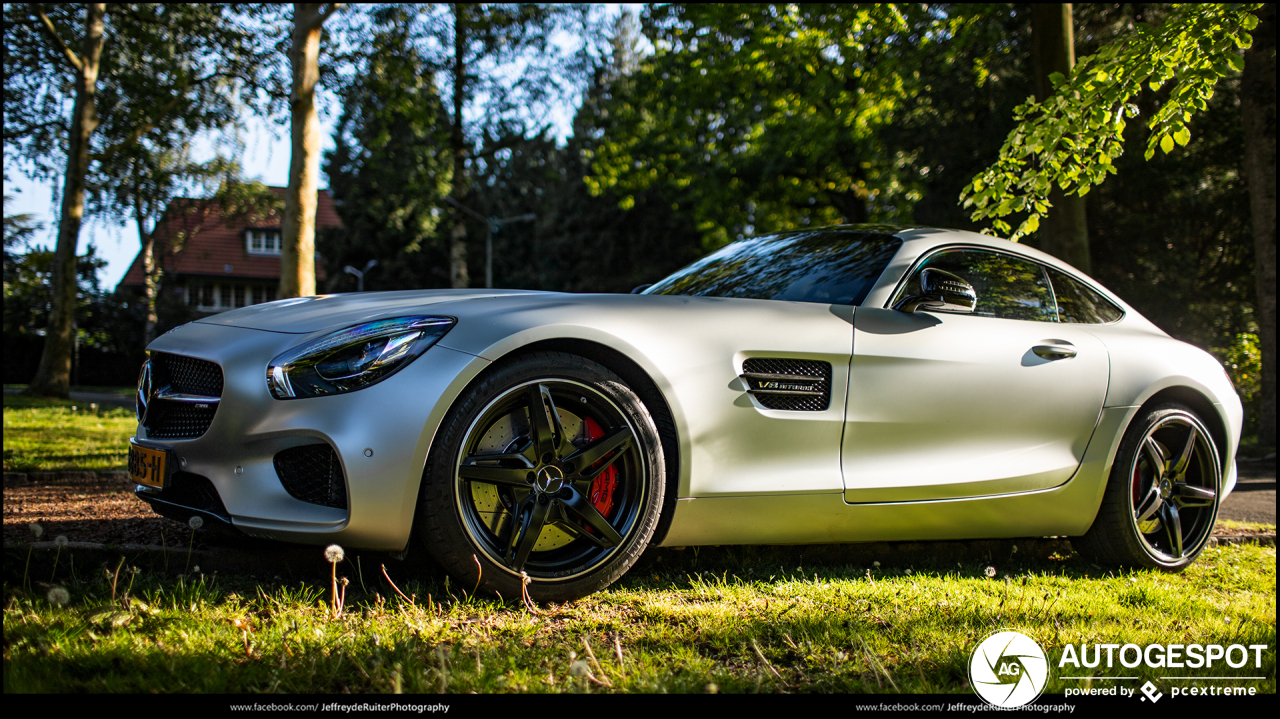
[128,441,167,489]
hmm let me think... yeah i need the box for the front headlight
[267,316,455,399]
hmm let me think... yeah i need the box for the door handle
[1033,344,1077,360]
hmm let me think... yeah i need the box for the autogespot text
[1057,643,1268,669]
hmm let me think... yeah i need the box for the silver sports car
[129,226,1242,601]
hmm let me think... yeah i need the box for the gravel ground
[3,474,189,548]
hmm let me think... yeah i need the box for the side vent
[274,444,348,509]
[740,358,832,412]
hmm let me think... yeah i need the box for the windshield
[643,231,901,306]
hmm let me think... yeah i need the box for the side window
[896,249,1058,322]
[1047,268,1124,323]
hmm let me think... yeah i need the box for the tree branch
[29,4,83,73]
[88,71,235,164]
[299,3,344,33]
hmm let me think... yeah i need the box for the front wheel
[417,352,664,602]
[1075,403,1222,570]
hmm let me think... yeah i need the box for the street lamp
[343,259,378,292]
[444,197,536,288]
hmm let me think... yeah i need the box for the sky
[4,4,641,291]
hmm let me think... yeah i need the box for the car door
[842,248,1110,502]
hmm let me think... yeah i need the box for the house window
[246,230,282,255]
[234,285,246,308]
[220,285,232,309]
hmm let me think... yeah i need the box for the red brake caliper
[583,417,618,519]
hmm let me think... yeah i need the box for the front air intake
[274,444,348,509]
[740,358,832,411]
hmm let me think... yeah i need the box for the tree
[4,3,275,397]
[320,17,453,291]
[961,3,1273,446]
[587,4,975,250]
[1031,3,1090,273]
[6,3,104,398]
[386,4,605,288]
[1239,3,1275,447]
[280,2,344,300]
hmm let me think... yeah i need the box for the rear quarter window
[1047,268,1124,323]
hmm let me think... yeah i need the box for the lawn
[2,393,135,472]
[3,540,1274,694]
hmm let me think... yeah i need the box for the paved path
[1220,457,1276,524]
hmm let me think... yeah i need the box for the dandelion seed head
[872,561,881,568]
[339,577,349,587]
[29,523,44,538]
[193,566,201,574]
[569,660,590,677]
[47,587,70,606]
[705,682,720,694]
[985,566,997,578]
[188,516,204,530]
[905,568,913,575]
[54,535,68,548]
[325,544,345,563]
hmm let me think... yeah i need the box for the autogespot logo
[969,629,1049,708]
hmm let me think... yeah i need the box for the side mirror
[894,268,977,314]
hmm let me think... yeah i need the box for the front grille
[742,358,832,411]
[274,444,348,509]
[143,353,223,439]
[150,471,228,517]
[153,352,223,396]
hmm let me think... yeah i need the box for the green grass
[3,394,136,472]
[3,543,1274,694]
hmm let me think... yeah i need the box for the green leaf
[1160,134,1175,154]
[1174,127,1191,146]
[1241,13,1259,31]
[1227,53,1245,72]
[1022,214,1040,234]
[1094,70,1108,82]
[1049,71,1066,87]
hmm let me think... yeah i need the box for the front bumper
[137,321,489,551]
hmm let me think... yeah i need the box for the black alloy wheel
[1076,403,1222,570]
[418,352,664,602]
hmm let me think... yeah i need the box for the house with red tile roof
[117,187,339,312]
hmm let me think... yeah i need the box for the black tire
[416,351,664,602]
[1075,403,1222,570]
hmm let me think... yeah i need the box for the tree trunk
[1242,3,1276,448]
[281,3,327,299]
[138,206,160,346]
[1031,3,1091,274]
[449,3,470,289]
[26,3,105,399]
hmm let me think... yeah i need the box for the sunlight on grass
[4,543,1273,694]
[3,394,135,472]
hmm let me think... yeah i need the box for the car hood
[193,289,554,334]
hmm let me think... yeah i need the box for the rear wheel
[1076,403,1221,570]
[417,352,664,602]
